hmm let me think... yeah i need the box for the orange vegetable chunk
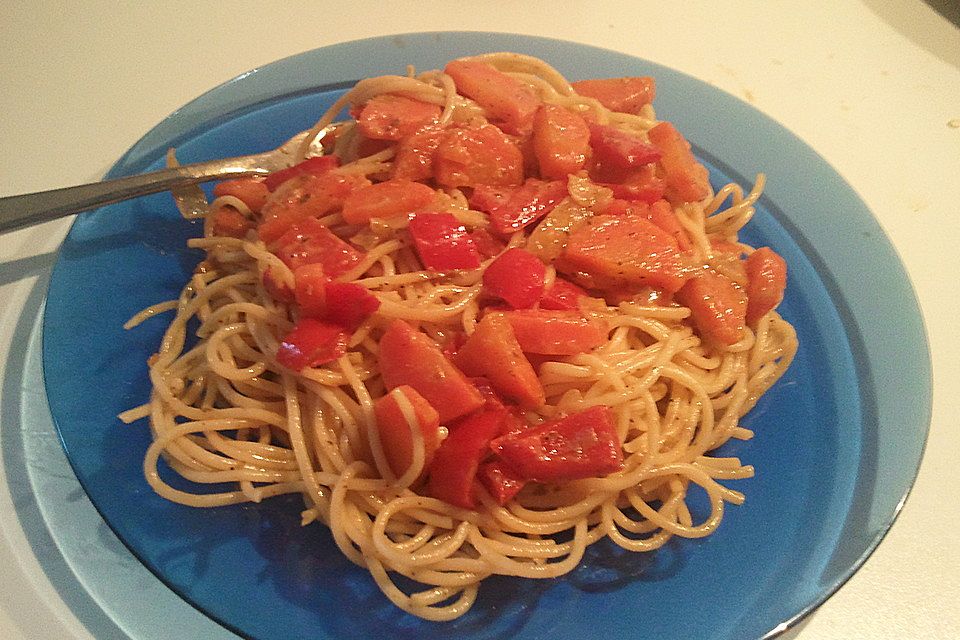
[532,104,591,179]
[373,385,442,481]
[433,123,524,188]
[745,247,787,325]
[572,77,657,114]
[213,177,269,213]
[556,214,689,294]
[258,172,371,244]
[210,206,252,238]
[378,320,483,423]
[675,269,748,346]
[454,314,545,409]
[444,59,541,134]
[496,309,608,355]
[647,121,711,203]
[357,95,441,141]
[341,179,436,225]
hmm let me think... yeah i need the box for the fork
[0,128,328,234]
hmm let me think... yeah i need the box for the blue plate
[42,33,931,640]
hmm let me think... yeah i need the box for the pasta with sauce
[121,52,797,621]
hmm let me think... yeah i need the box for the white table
[1,2,958,638]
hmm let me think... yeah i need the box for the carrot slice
[433,123,524,188]
[532,104,591,179]
[495,309,608,355]
[647,121,711,203]
[444,59,541,134]
[745,247,787,325]
[373,385,441,482]
[572,77,656,114]
[341,179,436,225]
[357,95,441,141]
[675,269,748,346]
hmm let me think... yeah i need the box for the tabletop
[1,2,958,639]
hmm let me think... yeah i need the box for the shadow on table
[862,0,960,69]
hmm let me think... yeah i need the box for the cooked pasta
[121,53,797,621]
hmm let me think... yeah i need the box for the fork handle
[0,157,269,234]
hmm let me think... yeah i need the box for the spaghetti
[121,53,797,621]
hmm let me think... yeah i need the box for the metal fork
[0,128,327,234]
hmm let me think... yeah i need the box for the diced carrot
[210,206,253,238]
[674,269,748,346]
[532,104,591,179]
[293,263,328,317]
[477,460,526,505]
[258,172,371,244]
[408,212,482,271]
[275,319,348,370]
[572,77,657,114]
[263,156,341,192]
[428,405,508,509]
[745,247,787,325]
[433,123,524,188]
[444,59,541,134]
[495,309,608,355]
[647,121,711,203]
[378,320,483,423]
[213,178,269,213]
[340,179,436,225]
[357,95,442,141]
[454,314,544,409]
[272,217,365,277]
[556,214,689,294]
[646,199,692,251]
[391,126,444,182]
[373,385,441,482]
[482,248,546,309]
[539,277,588,310]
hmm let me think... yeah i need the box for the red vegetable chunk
[258,171,370,244]
[483,248,546,309]
[598,165,666,203]
[428,405,509,509]
[433,123,524,188]
[532,104,591,179]
[454,314,545,409]
[357,95,442,141]
[210,206,252,238]
[490,405,623,482]
[323,282,380,330]
[273,217,365,277]
[408,212,482,271]
[497,309,608,355]
[647,121,711,203]
[341,179,436,225]
[378,320,483,423]
[264,155,341,192]
[556,214,689,294]
[745,247,787,325]
[589,123,661,172]
[572,77,657,114]
[674,269,748,346]
[444,59,541,134]
[477,460,527,505]
[392,126,444,182]
[471,179,568,235]
[213,178,269,213]
[293,263,329,317]
[276,319,348,370]
[539,278,588,310]
[373,385,441,481]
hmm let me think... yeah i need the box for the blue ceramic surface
[42,33,930,640]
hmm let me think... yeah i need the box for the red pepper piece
[292,263,329,317]
[490,405,623,482]
[539,277,588,310]
[322,282,380,330]
[427,405,509,509]
[408,212,482,271]
[275,318,348,370]
[482,248,546,309]
[588,124,661,172]
[472,179,568,236]
[273,217,365,277]
[264,155,341,192]
[477,460,527,505]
